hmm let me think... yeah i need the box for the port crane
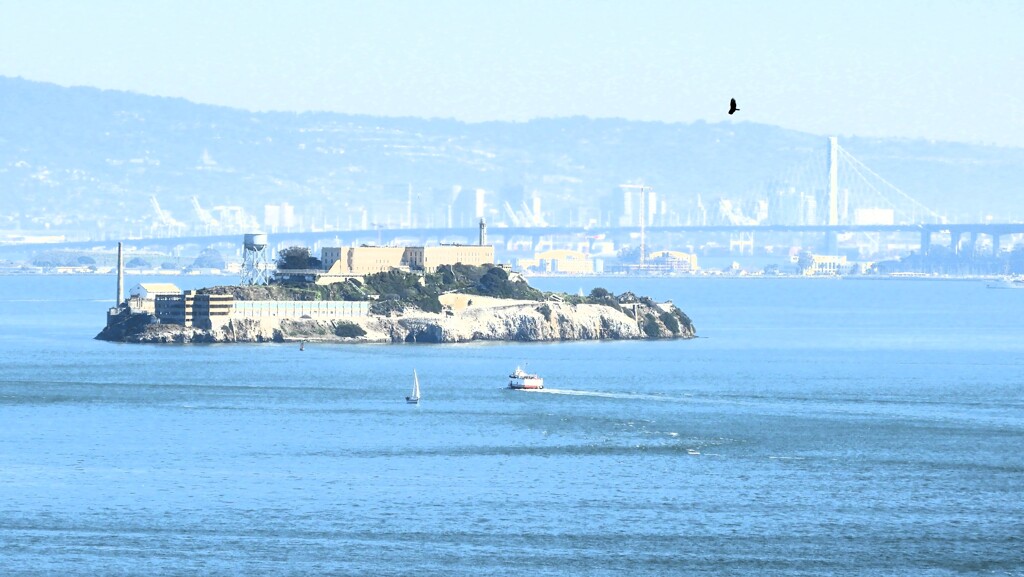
[190,196,220,234]
[503,202,522,227]
[149,195,186,237]
[501,200,546,227]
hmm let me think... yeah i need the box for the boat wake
[534,388,679,402]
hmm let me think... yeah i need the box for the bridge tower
[828,136,839,226]
[241,233,271,286]
[619,184,650,265]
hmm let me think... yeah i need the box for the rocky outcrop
[363,301,683,343]
[96,308,158,342]
[114,318,284,344]
[100,299,696,344]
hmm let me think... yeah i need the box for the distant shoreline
[522,272,996,282]
[0,270,1004,282]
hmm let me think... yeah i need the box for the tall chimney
[479,217,487,246]
[116,242,124,306]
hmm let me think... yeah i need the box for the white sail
[407,369,420,403]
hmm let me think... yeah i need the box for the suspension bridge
[687,136,1018,257]
[764,136,944,227]
[5,137,1021,263]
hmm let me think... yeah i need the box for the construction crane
[149,195,186,237]
[716,198,757,226]
[503,201,522,226]
[519,201,549,227]
[212,205,259,232]
[716,198,757,255]
[190,196,220,233]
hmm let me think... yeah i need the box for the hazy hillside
[2,76,1022,236]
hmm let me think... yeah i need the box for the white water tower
[241,233,270,285]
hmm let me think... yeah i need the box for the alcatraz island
[98,225,695,344]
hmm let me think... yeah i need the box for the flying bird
[728,98,739,115]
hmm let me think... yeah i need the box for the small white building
[803,254,848,276]
[129,282,182,300]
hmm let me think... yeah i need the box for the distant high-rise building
[617,186,657,227]
[754,199,769,223]
[451,187,487,228]
[802,194,818,226]
[529,190,543,225]
[264,205,281,231]
[281,202,296,230]
[620,187,634,227]
[263,202,296,232]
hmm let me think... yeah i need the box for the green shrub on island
[435,264,544,301]
[334,322,367,338]
[659,311,680,335]
[363,270,443,314]
[200,279,369,302]
[369,294,416,316]
[276,246,322,270]
[199,268,690,334]
[472,267,539,300]
[643,313,661,337]
[361,265,544,313]
[673,309,694,333]
[584,287,624,312]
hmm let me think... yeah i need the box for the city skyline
[6,73,1022,243]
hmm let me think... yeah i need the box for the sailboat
[406,369,421,404]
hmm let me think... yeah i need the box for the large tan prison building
[405,245,495,272]
[154,291,235,329]
[321,246,408,277]
[153,291,369,328]
[320,245,494,277]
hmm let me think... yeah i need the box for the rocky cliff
[99,299,696,344]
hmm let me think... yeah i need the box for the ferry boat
[983,276,1024,289]
[987,276,1024,289]
[508,366,544,390]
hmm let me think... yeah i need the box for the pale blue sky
[2,0,1022,146]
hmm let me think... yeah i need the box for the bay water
[1,275,1021,575]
